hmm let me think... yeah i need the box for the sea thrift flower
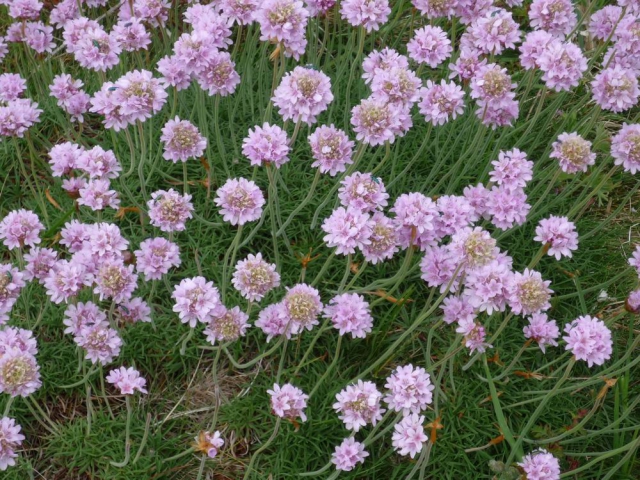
[0,417,24,471]
[255,0,309,59]
[59,220,91,253]
[117,298,152,324]
[283,284,322,334]
[333,380,385,431]
[172,277,224,327]
[44,260,91,304]
[463,183,491,221]
[351,97,411,146]
[118,0,170,26]
[196,51,241,96]
[322,207,373,255]
[173,31,215,76]
[94,261,137,303]
[534,216,579,260]
[362,48,409,85]
[219,0,258,24]
[112,18,151,52]
[77,146,121,180]
[49,140,82,176]
[412,0,456,18]
[486,187,530,230]
[0,327,37,356]
[308,125,355,175]
[470,63,516,103]
[588,6,624,41]
[391,192,439,249]
[489,149,533,190]
[0,74,26,102]
[203,306,250,344]
[434,195,475,237]
[453,0,493,24]
[508,269,552,316]
[563,315,613,367]
[361,212,399,264]
[268,383,309,421]
[8,0,42,20]
[464,8,521,55]
[242,123,290,167]
[24,22,56,53]
[273,66,333,124]
[550,132,596,174]
[529,0,577,36]
[63,301,105,335]
[524,313,560,353]
[384,365,434,415]
[391,414,427,458]
[0,349,41,397]
[232,253,280,302]
[0,209,43,250]
[0,99,43,138]
[255,303,289,341]
[537,41,588,92]
[520,30,555,70]
[148,189,194,232]
[463,258,513,314]
[160,117,207,163]
[215,178,266,226]
[106,367,148,395]
[62,17,100,53]
[323,293,373,338]
[626,289,640,313]
[331,437,369,471]
[456,318,492,353]
[135,237,181,281]
[518,449,561,480]
[75,321,122,365]
[157,55,192,91]
[441,295,476,325]
[194,431,224,458]
[340,0,391,32]
[370,68,421,106]
[407,26,452,67]
[420,245,461,293]
[77,180,121,211]
[450,227,498,269]
[591,66,640,113]
[418,80,465,126]
[611,123,640,174]
[448,48,486,81]
[23,247,58,283]
[338,172,389,212]
[74,27,121,71]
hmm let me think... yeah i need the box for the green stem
[111,396,133,467]
[243,417,282,480]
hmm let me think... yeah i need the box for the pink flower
[520,30,555,70]
[611,123,640,174]
[518,449,561,480]
[629,245,640,275]
[232,253,280,302]
[160,117,207,163]
[306,0,335,16]
[24,21,56,53]
[106,366,148,395]
[77,146,121,179]
[62,17,100,54]
[255,0,309,59]
[333,380,385,431]
[219,0,258,24]
[351,97,411,146]
[172,276,224,327]
[338,172,389,212]
[268,383,309,421]
[534,215,579,259]
[94,261,138,303]
[0,74,26,102]
[537,41,588,92]
[215,177,266,225]
[59,220,91,253]
[486,186,530,230]
[453,0,493,24]
[323,293,373,338]
[371,67,421,106]
[44,259,91,304]
[23,247,58,283]
[463,183,491,221]
[412,0,456,19]
[361,212,399,264]
[331,437,369,471]
[450,226,498,269]
[283,284,322,334]
[463,258,513,314]
[340,0,391,32]
[434,195,474,237]
[147,189,194,232]
[0,99,43,138]
[0,327,37,356]
[524,313,560,353]
[589,6,624,41]
[470,63,516,103]
[63,301,105,335]
[463,8,521,55]
[8,0,42,20]
[456,318,492,353]
[391,192,439,250]
[0,417,25,471]
[418,80,465,126]
[407,26,452,67]
[0,209,43,250]
[157,55,192,91]
[448,48,487,81]
[74,26,121,72]
[183,4,232,45]
[384,365,434,414]
[508,268,552,316]
[112,18,150,52]
[591,66,640,113]
[420,245,461,293]
[273,66,333,124]
[489,148,533,190]
[242,123,290,167]
[391,413,427,458]
[203,306,250,344]
[117,298,152,324]
[255,303,290,341]
[529,0,577,37]
[550,132,596,174]
[196,51,241,96]
[441,295,476,325]
[74,322,121,365]
[0,348,41,397]
[118,0,170,26]
[134,237,181,281]
[322,206,373,255]
[77,180,121,211]
[626,289,640,313]
[362,48,409,85]
[309,125,355,176]
[563,315,613,367]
